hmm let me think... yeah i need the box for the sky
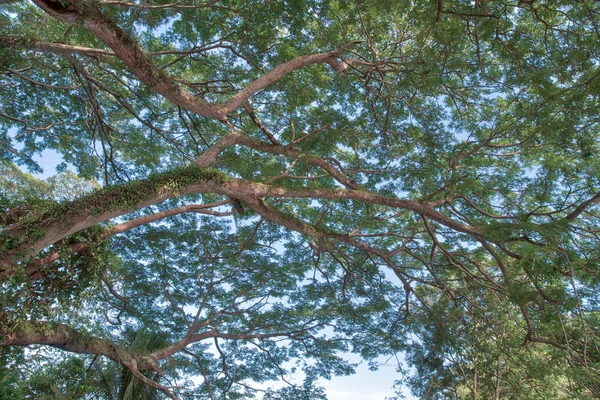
[319,360,412,400]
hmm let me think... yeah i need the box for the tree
[1,0,600,398]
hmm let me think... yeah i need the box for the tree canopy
[1,0,600,398]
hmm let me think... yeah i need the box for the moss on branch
[26,165,223,223]
[0,165,227,264]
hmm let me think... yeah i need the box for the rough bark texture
[0,319,158,371]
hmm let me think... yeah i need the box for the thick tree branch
[566,191,600,221]
[31,0,227,120]
[224,182,479,239]
[0,319,159,371]
[0,169,480,276]
[194,133,241,167]
[195,131,360,189]
[221,41,361,114]
[0,318,180,398]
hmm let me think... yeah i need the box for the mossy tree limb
[1,163,479,280]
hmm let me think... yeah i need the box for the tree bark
[0,319,158,371]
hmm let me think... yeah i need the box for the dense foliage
[1,0,600,398]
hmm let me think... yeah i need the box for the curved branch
[0,36,231,58]
[1,168,480,276]
[0,319,158,371]
[195,131,360,189]
[150,328,310,361]
[31,0,226,120]
[0,319,181,398]
[25,201,231,278]
[221,40,361,114]
[0,36,116,57]
[566,191,600,221]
